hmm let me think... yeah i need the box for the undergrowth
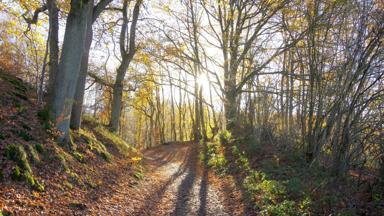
[231,141,315,215]
[204,141,228,176]
[204,130,328,215]
[201,130,233,175]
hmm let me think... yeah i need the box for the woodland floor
[1,141,246,215]
[84,141,245,216]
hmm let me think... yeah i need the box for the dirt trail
[84,141,239,215]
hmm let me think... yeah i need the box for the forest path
[86,141,236,215]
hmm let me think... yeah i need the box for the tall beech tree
[70,0,113,130]
[51,0,113,143]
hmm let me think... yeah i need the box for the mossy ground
[4,144,44,191]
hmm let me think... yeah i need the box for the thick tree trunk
[70,17,93,130]
[110,58,129,131]
[51,0,93,143]
[69,0,113,130]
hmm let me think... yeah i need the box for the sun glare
[196,73,209,88]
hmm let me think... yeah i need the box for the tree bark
[51,0,93,143]
[46,0,59,108]
[70,0,113,130]
[70,16,93,130]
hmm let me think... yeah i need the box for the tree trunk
[46,0,59,108]
[109,0,141,132]
[70,17,93,130]
[224,77,237,131]
[193,76,201,140]
[199,86,207,140]
[51,0,93,143]
[70,0,113,130]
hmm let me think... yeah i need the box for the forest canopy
[0,0,383,214]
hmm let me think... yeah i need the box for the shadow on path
[198,142,209,216]
[134,142,193,215]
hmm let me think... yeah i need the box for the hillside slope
[0,70,141,214]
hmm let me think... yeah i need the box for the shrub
[85,175,97,188]
[64,181,74,190]
[244,135,261,155]
[257,180,286,204]
[262,200,299,216]
[219,130,232,145]
[23,171,35,187]
[206,142,228,175]
[100,151,111,162]
[133,163,145,180]
[134,170,144,180]
[232,145,251,172]
[283,177,303,198]
[207,154,228,175]
[34,181,45,192]
[1,207,11,216]
[21,123,31,131]
[67,170,80,185]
